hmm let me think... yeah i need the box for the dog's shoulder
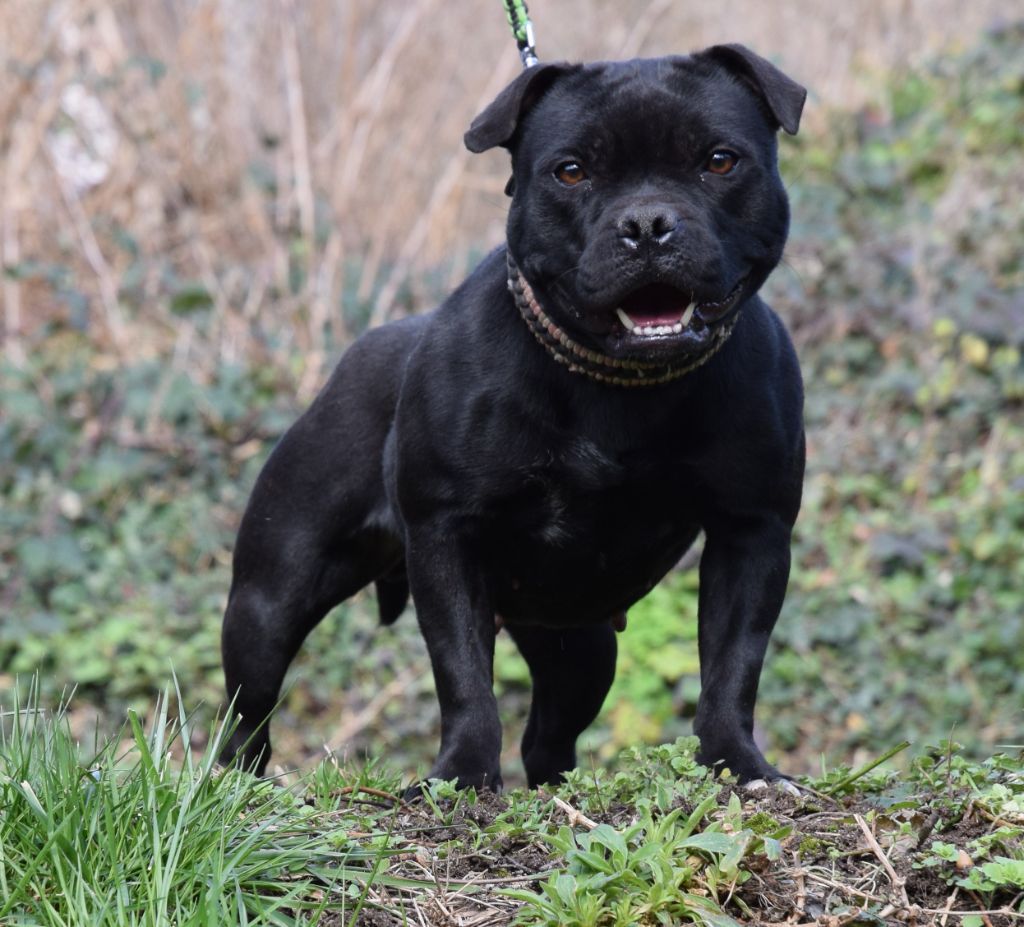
[404,247,529,384]
[313,312,431,420]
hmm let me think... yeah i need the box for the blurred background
[1,0,1022,783]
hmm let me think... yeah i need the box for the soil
[320,782,1023,926]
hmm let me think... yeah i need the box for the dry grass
[0,0,1009,382]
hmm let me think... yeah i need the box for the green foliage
[508,804,747,927]
[562,737,720,815]
[0,330,294,719]
[910,746,1024,910]
[599,575,701,753]
[918,839,1024,896]
[754,25,1024,769]
[0,680,398,925]
[807,740,911,797]
[910,745,1024,827]
[506,741,794,925]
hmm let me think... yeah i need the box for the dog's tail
[374,565,409,625]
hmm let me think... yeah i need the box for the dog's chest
[520,438,674,533]
[483,438,700,623]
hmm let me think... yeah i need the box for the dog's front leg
[693,514,793,783]
[406,529,503,791]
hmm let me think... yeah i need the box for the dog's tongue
[620,284,688,325]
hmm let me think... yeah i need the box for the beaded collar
[506,255,737,387]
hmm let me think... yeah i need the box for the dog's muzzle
[507,255,738,387]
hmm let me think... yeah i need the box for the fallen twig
[938,886,959,927]
[793,850,807,917]
[855,813,911,910]
[541,791,599,830]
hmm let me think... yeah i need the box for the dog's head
[466,45,805,365]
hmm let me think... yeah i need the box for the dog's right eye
[706,150,739,175]
[554,162,588,186]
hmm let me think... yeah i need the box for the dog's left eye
[554,162,588,186]
[706,150,739,175]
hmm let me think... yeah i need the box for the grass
[0,680,409,926]
[2,683,1022,926]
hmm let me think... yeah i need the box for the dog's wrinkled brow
[598,57,677,90]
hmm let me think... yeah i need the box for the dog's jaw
[508,255,740,386]
[516,254,751,368]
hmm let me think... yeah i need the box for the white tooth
[681,302,697,327]
[643,326,655,336]
[672,322,683,334]
[658,325,670,335]
[615,308,636,331]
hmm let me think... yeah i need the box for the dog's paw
[742,777,802,798]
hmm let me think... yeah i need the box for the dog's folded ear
[465,62,579,153]
[698,44,806,135]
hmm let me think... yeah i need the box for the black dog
[221,44,807,791]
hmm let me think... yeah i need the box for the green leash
[502,0,539,67]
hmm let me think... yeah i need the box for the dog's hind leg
[220,455,403,774]
[221,528,400,776]
[219,404,401,775]
[505,623,618,788]
[220,319,423,775]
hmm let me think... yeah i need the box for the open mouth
[611,277,747,341]
[507,258,747,386]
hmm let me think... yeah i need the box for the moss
[746,811,784,836]
[797,835,829,857]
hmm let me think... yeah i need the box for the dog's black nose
[617,208,681,249]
